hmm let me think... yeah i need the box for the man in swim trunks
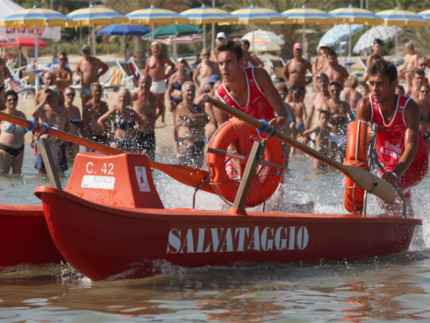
[206,39,287,130]
[32,86,70,173]
[356,59,428,217]
[405,68,426,102]
[52,52,73,94]
[282,42,312,103]
[75,45,109,107]
[132,73,159,160]
[193,48,222,94]
[144,41,175,126]
[399,42,419,91]
[307,73,330,132]
[80,83,110,150]
[64,87,81,161]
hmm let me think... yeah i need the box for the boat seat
[65,152,164,209]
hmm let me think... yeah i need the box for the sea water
[0,145,429,322]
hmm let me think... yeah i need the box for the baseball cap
[177,57,186,63]
[293,43,303,50]
[217,32,226,40]
[151,41,160,47]
[319,43,329,48]
[208,74,221,83]
[47,86,60,95]
[82,45,90,53]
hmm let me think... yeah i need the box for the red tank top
[370,93,428,168]
[216,67,274,121]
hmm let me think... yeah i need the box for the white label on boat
[135,166,150,192]
[81,175,115,190]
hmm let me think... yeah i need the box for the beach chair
[4,67,35,98]
[116,60,141,90]
[267,58,285,82]
[99,68,122,95]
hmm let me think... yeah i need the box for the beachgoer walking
[319,50,349,90]
[52,52,73,94]
[399,42,419,90]
[193,48,221,94]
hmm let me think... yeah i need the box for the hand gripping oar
[204,96,395,203]
[0,112,215,194]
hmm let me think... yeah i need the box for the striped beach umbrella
[376,8,426,63]
[67,5,127,56]
[180,5,237,48]
[353,26,402,54]
[282,6,333,55]
[242,29,284,45]
[4,5,69,90]
[231,6,284,24]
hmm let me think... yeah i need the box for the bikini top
[70,119,82,126]
[173,81,182,90]
[1,121,26,135]
[113,110,135,130]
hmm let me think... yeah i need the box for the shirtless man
[282,43,312,102]
[80,83,110,150]
[366,39,383,68]
[35,72,57,105]
[64,87,81,161]
[32,86,70,172]
[289,89,308,155]
[52,52,73,94]
[417,83,430,152]
[0,56,7,110]
[210,32,226,62]
[399,42,419,90]
[75,45,109,107]
[322,81,353,162]
[132,74,159,160]
[144,41,175,126]
[319,50,349,90]
[405,69,426,102]
[307,73,330,130]
[341,75,362,115]
[176,81,209,168]
[356,59,428,216]
[241,40,264,68]
[193,48,221,93]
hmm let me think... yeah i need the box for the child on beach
[303,110,333,169]
[289,89,307,155]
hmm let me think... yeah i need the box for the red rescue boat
[35,152,421,281]
[0,204,64,267]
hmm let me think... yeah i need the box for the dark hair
[319,110,330,118]
[414,68,425,77]
[328,50,337,58]
[329,81,341,89]
[374,38,383,45]
[242,39,250,47]
[5,90,18,101]
[217,39,243,61]
[370,54,383,62]
[368,59,398,84]
[276,83,288,93]
[59,52,67,57]
[316,73,329,81]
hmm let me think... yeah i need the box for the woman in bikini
[0,90,27,174]
[165,58,192,144]
[98,89,143,153]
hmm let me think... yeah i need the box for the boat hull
[36,186,421,281]
[0,204,64,267]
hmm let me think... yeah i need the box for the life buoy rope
[206,118,284,207]
[343,120,370,213]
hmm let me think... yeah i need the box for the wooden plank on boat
[37,137,62,189]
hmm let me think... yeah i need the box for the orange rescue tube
[343,120,370,213]
[207,118,284,207]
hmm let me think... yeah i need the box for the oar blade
[343,165,395,203]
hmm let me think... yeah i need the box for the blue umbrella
[98,24,151,36]
[318,24,364,48]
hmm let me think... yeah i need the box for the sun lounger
[4,67,35,98]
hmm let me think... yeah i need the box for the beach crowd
[0,32,429,197]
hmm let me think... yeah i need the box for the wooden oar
[0,112,215,194]
[205,96,395,203]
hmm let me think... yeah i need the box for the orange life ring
[207,118,284,207]
[343,120,370,213]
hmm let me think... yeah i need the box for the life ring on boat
[207,118,284,207]
[343,120,370,213]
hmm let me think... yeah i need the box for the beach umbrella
[127,6,188,41]
[241,29,284,45]
[329,5,382,61]
[4,5,70,90]
[282,6,333,55]
[318,24,364,48]
[231,6,284,52]
[353,26,402,54]
[180,5,237,49]
[376,8,426,63]
[67,5,128,56]
[0,37,47,48]
[157,34,203,46]
[242,37,281,53]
